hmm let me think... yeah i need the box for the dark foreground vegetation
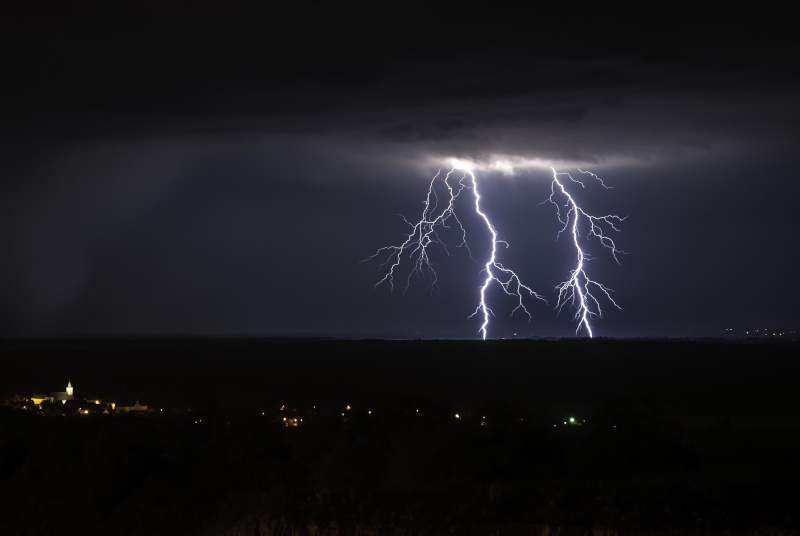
[2,337,799,535]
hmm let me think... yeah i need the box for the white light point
[545,167,626,337]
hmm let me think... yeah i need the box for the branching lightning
[364,167,472,296]
[544,168,626,337]
[364,159,625,339]
[462,163,547,340]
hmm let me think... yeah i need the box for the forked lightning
[364,159,625,339]
[544,168,626,337]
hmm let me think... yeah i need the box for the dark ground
[3,336,799,416]
[1,337,799,536]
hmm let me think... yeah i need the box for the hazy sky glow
[1,2,798,339]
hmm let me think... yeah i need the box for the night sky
[1,2,798,340]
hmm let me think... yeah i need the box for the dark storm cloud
[4,2,795,135]
[4,1,795,176]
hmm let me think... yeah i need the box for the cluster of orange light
[282,416,301,427]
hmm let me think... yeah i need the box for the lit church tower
[50,378,75,404]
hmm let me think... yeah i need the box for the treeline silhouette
[2,394,799,536]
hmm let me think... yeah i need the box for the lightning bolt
[364,160,625,339]
[460,163,547,340]
[362,167,472,296]
[544,168,626,337]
